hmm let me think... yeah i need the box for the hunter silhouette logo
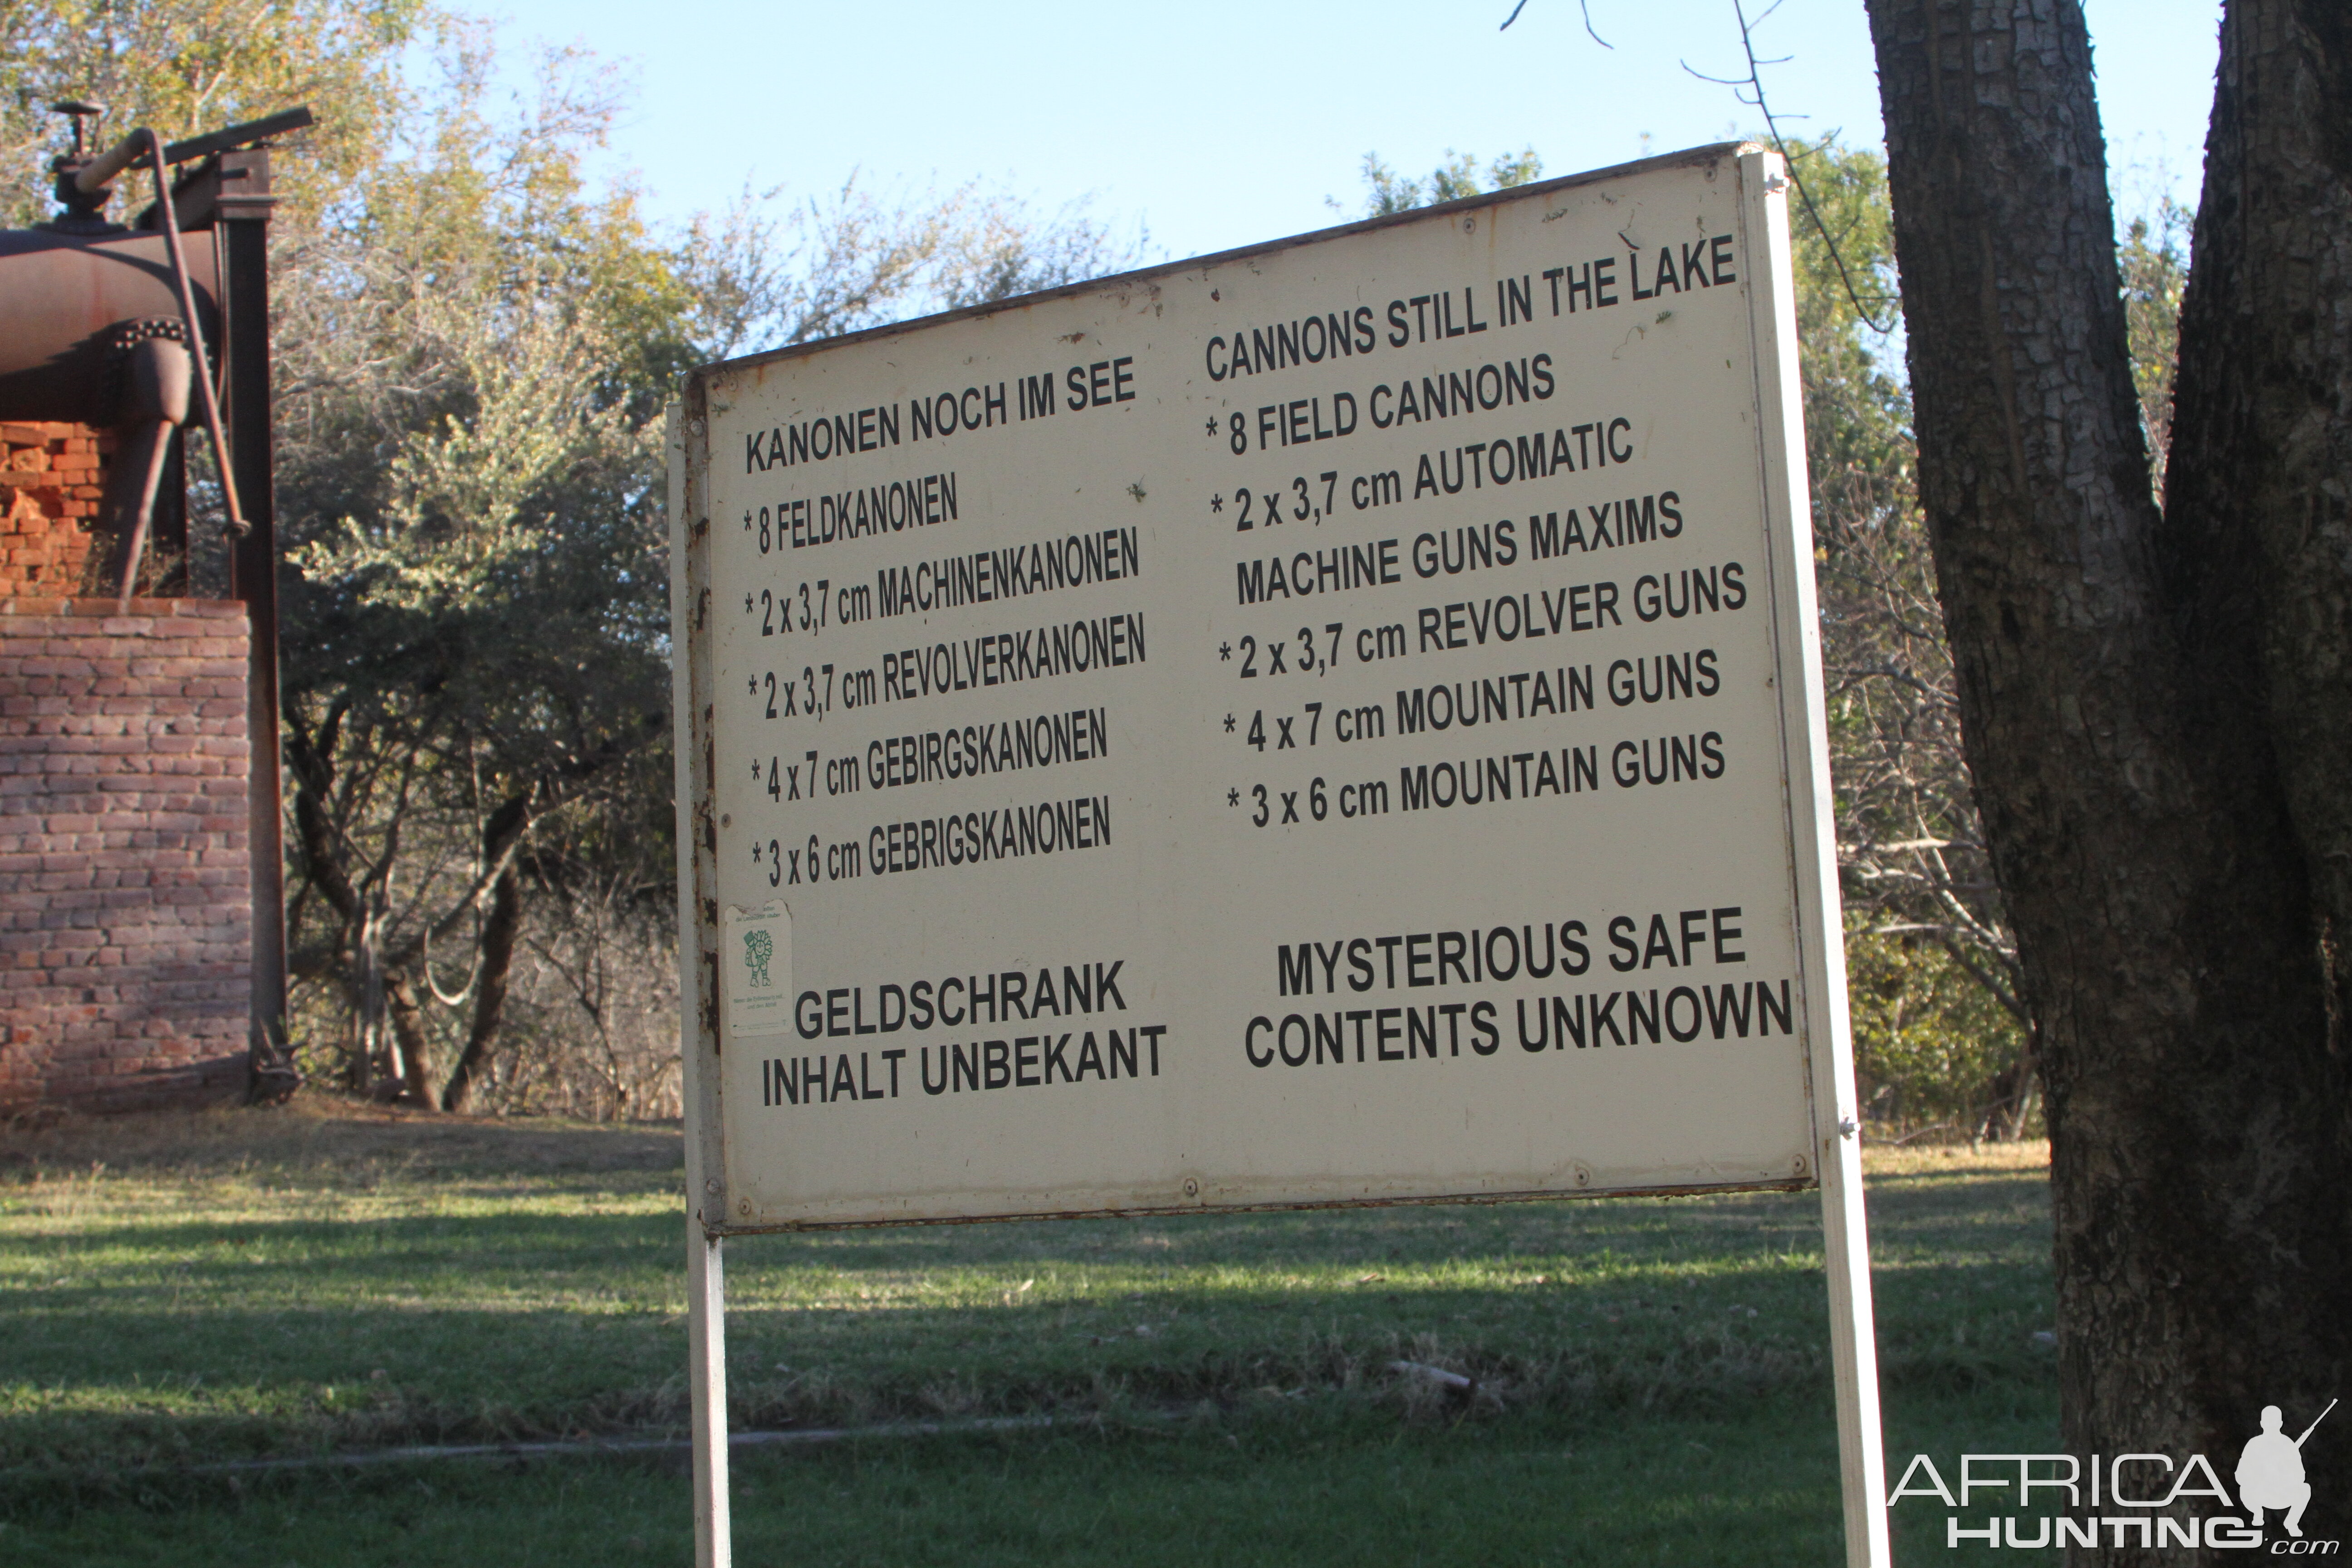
[742,928,774,988]
[2240,1399,2334,1540]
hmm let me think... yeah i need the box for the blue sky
[461,0,2222,265]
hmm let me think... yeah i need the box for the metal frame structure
[136,134,293,1085]
[0,108,296,1091]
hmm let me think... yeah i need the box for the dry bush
[289,890,681,1121]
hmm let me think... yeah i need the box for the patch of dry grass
[2,1095,681,1187]
[1866,1138,2049,1177]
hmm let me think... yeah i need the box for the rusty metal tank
[0,225,219,425]
[0,104,304,426]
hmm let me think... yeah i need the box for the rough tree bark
[1863,0,2350,1558]
[1853,0,2352,1551]
[2167,2,2352,1035]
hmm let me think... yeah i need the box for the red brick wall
[0,422,109,596]
[0,598,252,1115]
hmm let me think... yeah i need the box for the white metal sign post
[669,143,1886,1568]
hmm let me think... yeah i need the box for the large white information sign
[671,143,1885,1568]
[676,143,1855,1227]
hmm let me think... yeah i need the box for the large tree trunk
[2168,3,2352,1031]
[2156,0,2352,1528]
[1864,0,2350,1558]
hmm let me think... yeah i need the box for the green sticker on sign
[722,903,791,1037]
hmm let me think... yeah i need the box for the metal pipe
[118,127,245,607]
[161,107,314,170]
[71,130,146,195]
[111,417,176,605]
[69,108,315,199]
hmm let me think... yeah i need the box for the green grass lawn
[0,1102,2058,1565]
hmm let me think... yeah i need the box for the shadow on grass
[0,1393,2068,1568]
[6,1174,2053,1475]
[0,1117,2059,1563]
[7,1288,1822,1457]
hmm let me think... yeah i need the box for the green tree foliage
[261,27,1141,1112]
[267,39,699,1109]
[2119,196,2190,496]
[8,1,1142,1112]
[1347,147,1544,217]
[1783,138,2033,1135]
[0,0,420,228]
[1843,916,2024,1129]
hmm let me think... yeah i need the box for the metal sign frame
[669,143,1886,1567]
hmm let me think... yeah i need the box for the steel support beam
[213,147,288,1087]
